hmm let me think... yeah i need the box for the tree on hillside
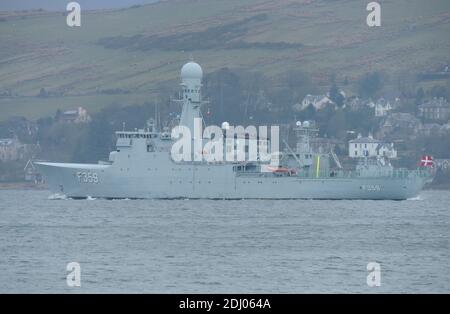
[427,85,448,99]
[329,83,345,107]
[345,106,378,135]
[415,87,425,104]
[296,104,316,122]
[54,109,62,121]
[314,104,336,137]
[325,108,347,139]
[38,87,48,98]
[203,68,244,125]
[238,71,269,117]
[284,70,316,104]
[358,72,383,99]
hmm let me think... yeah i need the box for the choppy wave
[47,193,69,200]
[407,195,424,201]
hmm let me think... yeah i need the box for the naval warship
[35,62,432,200]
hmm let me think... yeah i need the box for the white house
[418,97,450,122]
[0,137,24,161]
[374,97,393,117]
[59,107,91,123]
[295,94,333,111]
[349,134,397,159]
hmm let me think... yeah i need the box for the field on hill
[0,0,449,121]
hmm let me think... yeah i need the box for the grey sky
[0,0,159,12]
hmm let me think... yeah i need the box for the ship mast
[179,61,203,138]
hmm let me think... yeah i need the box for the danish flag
[420,155,433,167]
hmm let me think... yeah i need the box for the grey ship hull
[35,62,429,201]
[35,157,426,200]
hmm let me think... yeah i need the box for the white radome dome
[181,62,203,80]
[221,121,230,130]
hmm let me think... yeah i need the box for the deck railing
[295,169,430,179]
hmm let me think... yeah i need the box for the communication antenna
[199,110,207,129]
[154,96,158,132]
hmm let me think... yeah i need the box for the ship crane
[331,149,343,169]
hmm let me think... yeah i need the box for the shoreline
[0,182,48,190]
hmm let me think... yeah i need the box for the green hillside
[0,0,449,121]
